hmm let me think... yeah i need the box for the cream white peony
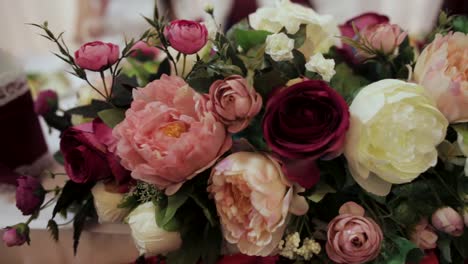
[249,0,339,58]
[127,202,182,256]
[265,33,295,61]
[344,79,448,196]
[91,182,130,223]
[305,53,336,82]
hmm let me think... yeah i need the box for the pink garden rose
[208,152,308,256]
[130,41,160,60]
[358,23,407,59]
[431,207,464,237]
[113,74,232,195]
[410,218,438,250]
[34,89,58,116]
[75,41,119,71]
[164,20,208,54]
[207,75,262,133]
[16,176,45,215]
[414,32,468,123]
[2,224,29,247]
[326,202,383,264]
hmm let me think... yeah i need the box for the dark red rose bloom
[263,80,349,188]
[60,118,130,185]
[15,176,45,215]
[407,250,439,264]
[34,89,58,116]
[217,254,279,264]
[339,12,389,62]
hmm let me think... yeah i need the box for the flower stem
[100,70,109,100]
[181,54,187,77]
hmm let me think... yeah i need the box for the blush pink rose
[431,207,464,237]
[414,32,468,123]
[326,202,383,264]
[164,20,208,54]
[207,75,262,133]
[113,74,232,195]
[208,152,308,256]
[74,41,119,71]
[130,41,160,60]
[358,24,407,59]
[410,218,438,250]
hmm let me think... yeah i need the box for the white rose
[344,79,448,196]
[127,202,182,256]
[249,0,339,57]
[91,182,130,224]
[265,33,295,62]
[305,53,336,82]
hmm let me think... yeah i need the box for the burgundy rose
[60,118,130,185]
[2,224,29,247]
[217,254,279,264]
[263,80,349,187]
[74,41,119,71]
[339,12,389,62]
[164,20,208,54]
[34,89,58,116]
[408,250,439,264]
[16,176,45,215]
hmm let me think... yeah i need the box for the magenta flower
[34,89,58,116]
[16,176,45,215]
[74,41,119,71]
[2,224,29,247]
[164,20,208,54]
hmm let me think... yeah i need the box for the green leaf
[97,108,126,128]
[47,219,59,242]
[188,193,216,226]
[452,15,468,33]
[234,29,271,51]
[161,192,189,226]
[378,237,423,264]
[288,25,307,49]
[307,182,336,203]
[52,181,93,218]
[53,151,65,165]
[438,236,452,263]
[73,197,95,255]
[110,75,138,107]
[452,230,468,259]
[330,63,370,103]
[66,99,112,118]
[117,194,139,210]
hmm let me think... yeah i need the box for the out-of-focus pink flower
[2,224,29,247]
[410,218,438,250]
[326,202,383,264]
[34,89,58,116]
[207,75,262,133]
[129,41,160,60]
[113,74,232,195]
[74,41,119,71]
[164,20,208,54]
[358,23,407,59]
[431,207,464,237]
[208,152,308,256]
[414,32,468,123]
[16,176,45,215]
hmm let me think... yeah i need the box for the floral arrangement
[4,1,468,263]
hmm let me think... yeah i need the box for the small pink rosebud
[410,218,438,250]
[34,89,58,116]
[74,41,120,71]
[2,224,29,247]
[338,201,365,216]
[16,176,45,215]
[164,20,208,54]
[358,23,407,59]
[431,207,464,237]
[129,41,160,60]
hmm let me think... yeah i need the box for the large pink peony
[208,152,308,256]
[113,75,232,195]
[414,32,468,123]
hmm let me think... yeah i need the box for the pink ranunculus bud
[164,20,208,54]
[207,75,262,133]
[16,176,45,215]
[410,218,438,250]
[326,203,383,264]
[129,41,160,60]
[74,41,120,71]
[2,224,29,247]
[431,207,464,237]
[358,23,407,59]
[34,89,58,116]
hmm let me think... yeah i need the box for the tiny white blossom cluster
[278,232,321,260]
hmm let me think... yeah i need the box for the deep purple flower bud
[16,176,45,215]
[34,89,58,116]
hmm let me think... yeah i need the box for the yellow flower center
[160,122,187,138]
